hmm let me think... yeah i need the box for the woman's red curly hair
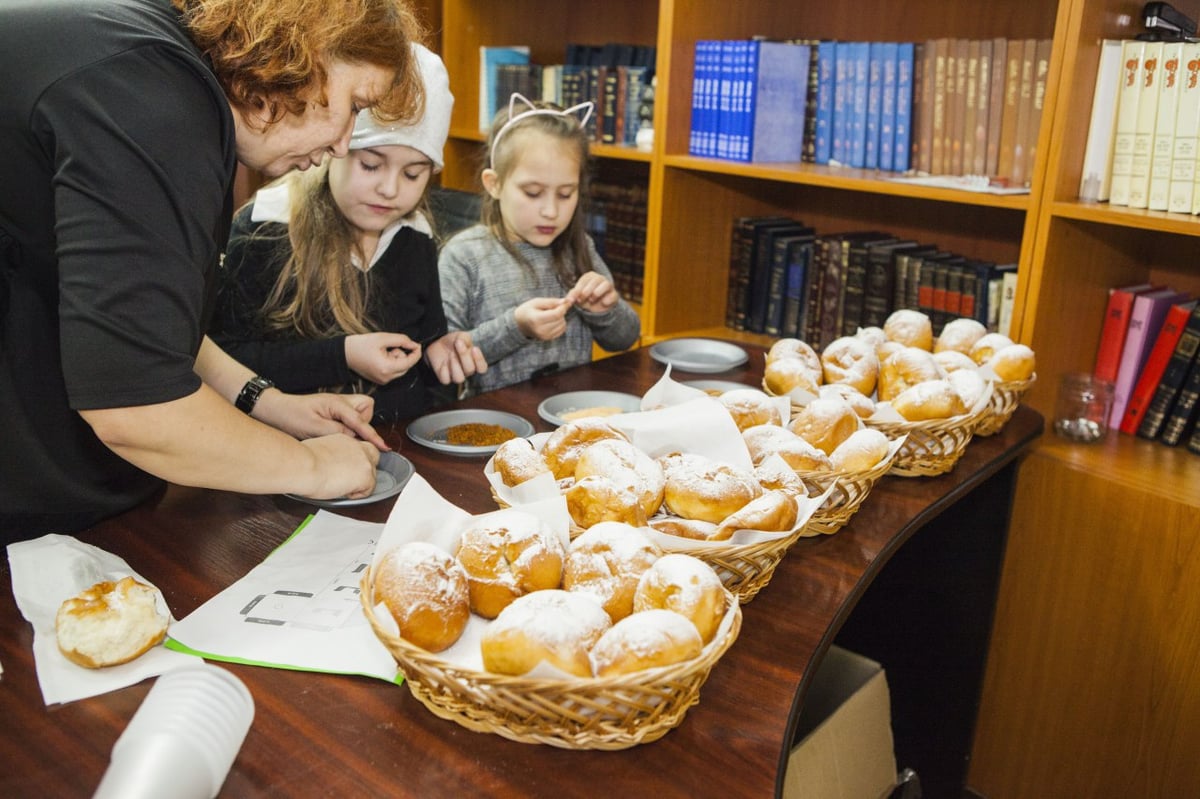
[173,0,425,127]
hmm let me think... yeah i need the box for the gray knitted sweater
[438,225,641,395]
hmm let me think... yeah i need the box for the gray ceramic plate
[285,451,414,508]
[536,390,643,426]
[405,409,534,456]
[649,338,749,373]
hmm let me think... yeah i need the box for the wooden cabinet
[429,0,1200,796]
[968,1,1200,797]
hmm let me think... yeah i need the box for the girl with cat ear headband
[437,92,641,396]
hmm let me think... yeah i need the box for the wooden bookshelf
[432,0,1200,796]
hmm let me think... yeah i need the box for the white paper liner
[7,535,201,704]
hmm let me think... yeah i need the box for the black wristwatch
[235,375,275,414]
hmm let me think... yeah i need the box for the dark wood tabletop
[0,344,1043,798]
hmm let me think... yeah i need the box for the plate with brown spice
[405,409,534,456]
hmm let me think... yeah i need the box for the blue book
[832,42,855,164]
[865,42,886,169]
[814,41,837,164]
[715,40,739,159]
[848,41,871,168]
[690,40,720,156]
[893,42,915,172]
[878,42,900,172]
[479,46,530,130]
[740,41,811,163]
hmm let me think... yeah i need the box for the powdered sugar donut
[542,418,629,479]
[787,397,859,455]
[590,608,704,677]
[718,388,784,431]
[969,332,1016,366]
[829,428,890,472]
[987,343,1036,382]
[932,349,979,374]
[742,423,833,470]
[633,554,726,644]
[855,325,888,352]
[763,356,821,396]
[766,338,822,374]
[481,589,612,677]
[753,458,808,496]
[374,542,470,653]
[821,335,880,396]
[660,454,763,523]
[565,475,647,528]
[818,382,876,418]
[935,317,988,354]
[493,437,550,487]
[55,576,169,669]
[715,489,799,538]
[455,509,565,619]
[562,522,663,622]
[878,346,944,402]
[574,438,665,519]
[883,309,934,351]
[891,378,968,421]
[948,367,988,409]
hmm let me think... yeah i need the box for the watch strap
[235,376,274,414]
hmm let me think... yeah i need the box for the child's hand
[425,331,488,385]
[566,272,618,313]
[345,332,423,384]
[515,297,572,341]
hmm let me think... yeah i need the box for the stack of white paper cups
[93,664,255,799]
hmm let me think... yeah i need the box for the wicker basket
[973,374,1036,436]
[865,409,982,477]
[654,524,812,603]
[360,571,743,750]
[794,449,896,534]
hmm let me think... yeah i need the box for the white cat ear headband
[489,93,594,166]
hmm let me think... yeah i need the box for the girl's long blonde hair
[481,100,595,287]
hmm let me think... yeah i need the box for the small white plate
[649,338,749,373]
[285,451,414,508]
[406,409,534,456]
[683,379,753,395]
[537,390,643,426]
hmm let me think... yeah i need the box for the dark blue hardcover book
[894,42,916,172]
[815,40,838,165]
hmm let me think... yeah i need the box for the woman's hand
[345,332,423,385]
[514,296,572,340]
[566,272,618,313]
[256,390,387,451]
[425,331,488,385]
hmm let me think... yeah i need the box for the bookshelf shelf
[1050,199,1200,237]
[1035,430,1200,507]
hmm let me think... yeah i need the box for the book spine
[841,243,871,335]
[1009,39,1037,186]
[1109,39,1147,206]
[1024,39,1052,187]
[931,38,950,174]
[1120,301,1198,434]
[1079,39,1126,203]
[716,41,737,159]
[818,238,847,349]
[781,240,811,338]
[861,246,903,328]
[1148,41,1183,210]
[996,39,1024,182]
[865,42,886,170]
[815,41,837,164]
[997,267,1019,336]
[962,39,980,176]
[849,42,871,168]
[1159,357,1200,445]
[1094,287,1142,383]
[1137,303,1200,439]
[806,237,832,345]
[726,218,750,329]
[1128,40,1164,209]
[985,37,1008,177]
[763,234,790,336]
[972,38,992,176]
[949,38,968,175]
[1168,42,1200,213]
[894,42,915,173]
[832,42,854,164]
[879,42,899,172]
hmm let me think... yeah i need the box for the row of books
[587,181,649,305]
[1079,38,1200,213]
[1095,284,1200,453]
[479,44,655,147]
[689,37,1051,185]
[726,216,1017,351]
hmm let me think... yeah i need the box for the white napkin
[7,534,200,705]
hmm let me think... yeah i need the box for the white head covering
[350,43,453,171]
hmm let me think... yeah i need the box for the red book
[1119,298,1199,434]
[1109,288,1190,427]
[1093,283,1162,382]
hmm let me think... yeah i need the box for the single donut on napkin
[55,576,169,668]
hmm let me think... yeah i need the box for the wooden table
[0,345,1042,798]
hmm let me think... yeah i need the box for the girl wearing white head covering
[210,44,486,424]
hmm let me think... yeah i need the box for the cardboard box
[783,646,898,799]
